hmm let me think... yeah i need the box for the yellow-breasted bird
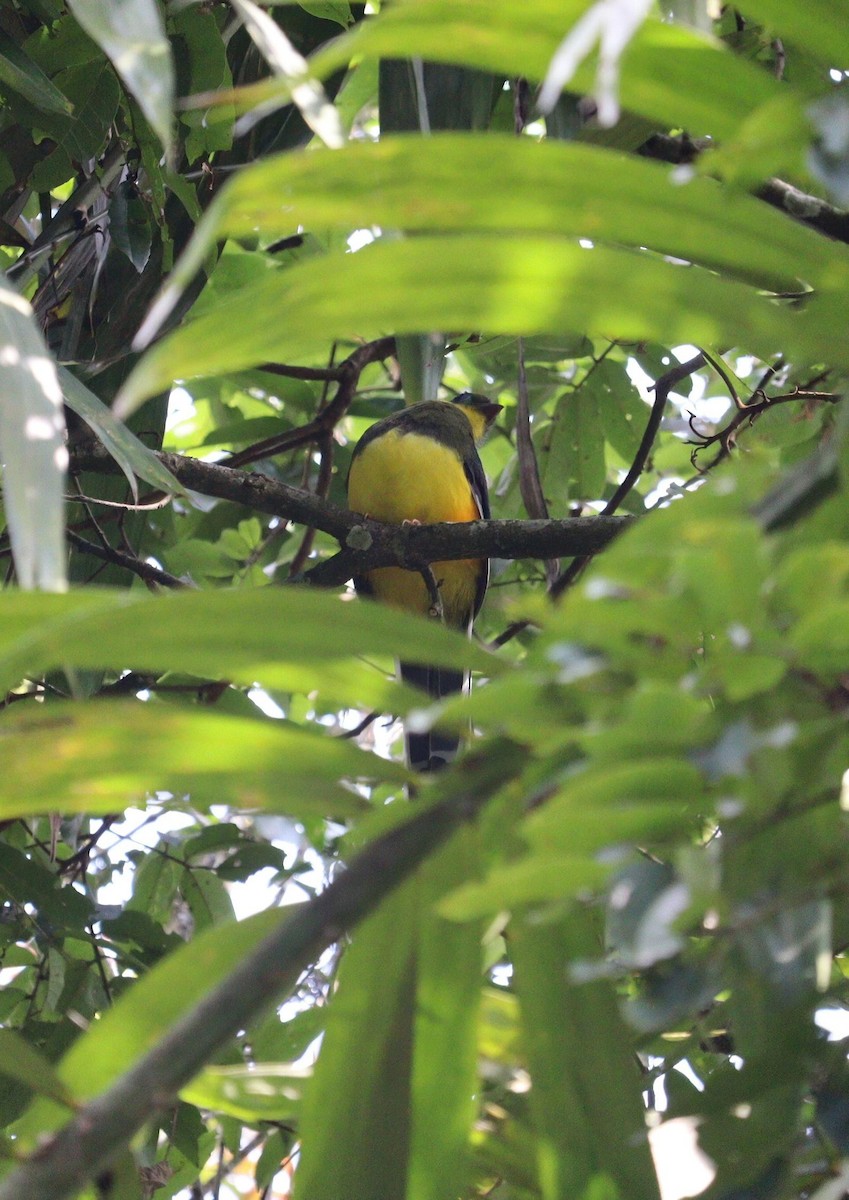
[347,393,502,771]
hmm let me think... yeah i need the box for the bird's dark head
[452,392,503,441]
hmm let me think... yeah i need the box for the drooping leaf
[67,0,174,154]
[59,367,181,500]
[310,0,780,141]
[119,233,838,417]
[0,701,393,818]
[0,277,67,592]
[511,905,660,1200]
[294,881,418,1200]
[0,586,501,706]
[133,134,841,352]
[0,35,73,114]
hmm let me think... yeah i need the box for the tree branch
[301,514,631,587]
[226,336,397,469]
[548,352,704,600]
[0,741,523,1200]
[65,530,188,590]
[638,133,849,246]
[70,442,633,577]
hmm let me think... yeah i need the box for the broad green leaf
[310,0,779,141]
[108,179,152,273]
[790,601,849,674]
[543,388,606,503]
[773,542,849,618]
[409,828,484,1200]
[0,701,398,818]
[182,1062,307,1122]
[119,233,834,416]
[735,0,849,68]
[12,907,287,1148]
[524,760,703,853]
[128,846,182,926]
[439,855,609,921]
[0,587,501,706]
[59,367,182,501]
[0,844,92,932]
[180,867,237,931]
[295,881,418,1200]
[172,5,234,161]
[594,359,650,464]
[0,277,67,592]
[511,906,660,1200]
[0,1031,75,1108]
[705,648,787,702]
[300,1,354,27]
[0,35,73,114]
[136,134,840,345]
[67,0,174,155]
[706,92,811,188]
[28,60,120,193]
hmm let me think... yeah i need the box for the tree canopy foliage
[2,1,849,1198]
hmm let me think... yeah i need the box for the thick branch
[638,133,849,246]
[72,443,354,539]
[303,515,631,587]
[0,742,522,1200]
[70,442,633,576]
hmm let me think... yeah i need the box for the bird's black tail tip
[400,661,466,772]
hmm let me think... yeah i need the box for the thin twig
[548,352,705,600]
[226,337,396,469]
[65,530,189,590]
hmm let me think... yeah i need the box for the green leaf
[295,882,418,1200]
[409,829,484,1200]
[12,907,287,1148]
[59,367,182,501]
[0,587,502,708]
[0,1031,75,1108]
[0,843,93,932]
[523,759,703,853]
[229,0,342,148]
[137,133,841,348]
[120,232,833,417]
[395,333,446,405]
[0,701,397,818]
[180,867,236,931]
[0,276,66,591]
[182,1062,307,1122]
[0,34,73,114]
[790,601,849,674]
[67,0,174,155]
[773,542,849,618]
[172,5,234,161]
[594,360,650,464]
[734,0,849,68]
[543,388,606,504]
[128,848,182,926]
[108,179,152,273]
[310,1,779,141]
[439,855,609,921]
[511,905,660,1200]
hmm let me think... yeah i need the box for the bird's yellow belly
[347,428,482,627]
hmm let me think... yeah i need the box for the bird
[347,393,502,771]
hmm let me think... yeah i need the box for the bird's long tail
[399,662,466,772]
